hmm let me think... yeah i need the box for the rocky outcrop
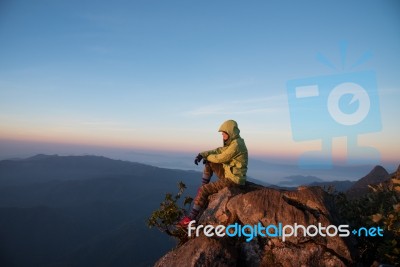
[369,164,400,197]
[154,235,238,267]
[346,165,390,199]
[155,183,354,267]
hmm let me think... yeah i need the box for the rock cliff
[155,183,354,267]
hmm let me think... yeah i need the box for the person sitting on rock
[178,119,248,227]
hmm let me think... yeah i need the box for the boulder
[155,183,354,266]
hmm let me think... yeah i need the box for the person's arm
[206,141,239,164]
[199,146,225,158]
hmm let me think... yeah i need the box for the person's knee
[208,162,221,171]
[209,163,225,179]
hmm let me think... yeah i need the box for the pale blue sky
[0,0,399,166]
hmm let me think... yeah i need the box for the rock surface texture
[155,183,354,267]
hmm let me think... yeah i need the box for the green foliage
[147,181,193,245]
[334,176,400,265]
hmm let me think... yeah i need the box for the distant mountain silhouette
[308,180,355,192]
[346,165,390,199]
[276,175,354,192]
[278,175,324,186]
[0,154,173,186]
[0,155,203,267]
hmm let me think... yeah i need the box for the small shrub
[334,176,400,265]
[147,181,193,245]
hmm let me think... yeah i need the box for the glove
[194,154,203,165]
[203,158,208,165]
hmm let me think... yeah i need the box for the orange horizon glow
[0,132,398,165]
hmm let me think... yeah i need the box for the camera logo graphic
[287,46,381,169]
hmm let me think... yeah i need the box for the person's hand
[202,158,208,165]
[194,154,203,165]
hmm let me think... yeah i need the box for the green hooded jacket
[200,120,248,185]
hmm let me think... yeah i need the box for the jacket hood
[218,120,240,145]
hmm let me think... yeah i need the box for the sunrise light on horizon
[0,1,399,167]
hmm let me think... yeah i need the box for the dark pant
[194,162,238,208]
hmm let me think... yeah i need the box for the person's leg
[194,178,230,208]
[179,163,230,226]
[201,163,213,185]
[209,162,225,180]
[202,162,225,184]
[188,177,235,220]
[188,162,225,219]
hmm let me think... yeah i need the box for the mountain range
[0,155,201,267]
[0,154,394,266]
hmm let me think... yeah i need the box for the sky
[0,0,399,168]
